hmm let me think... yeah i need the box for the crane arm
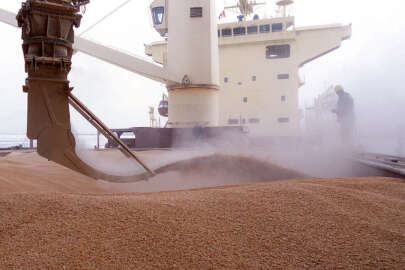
[224,5,239,10]
[0,7,18,27]
[0,7,178,85]
[74,37,176,84]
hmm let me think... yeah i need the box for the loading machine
[10,0,234,182]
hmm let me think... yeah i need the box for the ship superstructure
[1,1,404,179]
[146,0,351,136]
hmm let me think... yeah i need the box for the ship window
[272,23,283,32]
[190,7,203,18]
[152,7,165,25]
[243,97,248,103]
[266,45,290,59]
[278,74,290,79]
[252,75,256,81]
[278,117,289,123]
[281,96,286,102]
[222,28,232,37]
[224,77,228,83]
[249,118,260,124]
[120,132,136,139]
[247,25,258,34]
[233,27,246,36]
[260,24,270,33]
[228,119,239,125]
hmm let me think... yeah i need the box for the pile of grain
[0,152,305,193]
[100,154,307,193]
[0,152,404,269]
[155,154,306,180]
[0,152,103,194]
[0,178,404,269]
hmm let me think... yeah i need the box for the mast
[224,0,266,20]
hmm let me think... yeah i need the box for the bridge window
[228,119,239,125]
[249,118,260,124]
[152,7,165,25]
[243,97,248,103]
[278,117,289,123]
[266,45,290,59]
[247,25,258,34]
[233,27,246,36]
[281,96,286,102]
[260,24,270,33]
[222,28,232,37]
[224,77,228,83]
[190,7,203,18]
[272,23,283,32]
[252,75,256,81]
[278,74,290,79]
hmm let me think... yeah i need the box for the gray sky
[0,0,404,136]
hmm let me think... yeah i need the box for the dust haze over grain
[0,154,404,270]
[70,125,397,194]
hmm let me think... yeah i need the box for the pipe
[354,158,405,177]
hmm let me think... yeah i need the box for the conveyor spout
[17,0,153,182]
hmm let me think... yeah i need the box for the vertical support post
[166,0,220,128]
[96,130,100,150]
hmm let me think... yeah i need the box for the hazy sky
[0,0,404,137]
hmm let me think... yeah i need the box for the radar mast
[224,0,266,20]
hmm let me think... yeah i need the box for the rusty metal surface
[17,0,152,182]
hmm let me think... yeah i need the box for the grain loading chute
[15,0,220,181]
[16,0,154,182]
